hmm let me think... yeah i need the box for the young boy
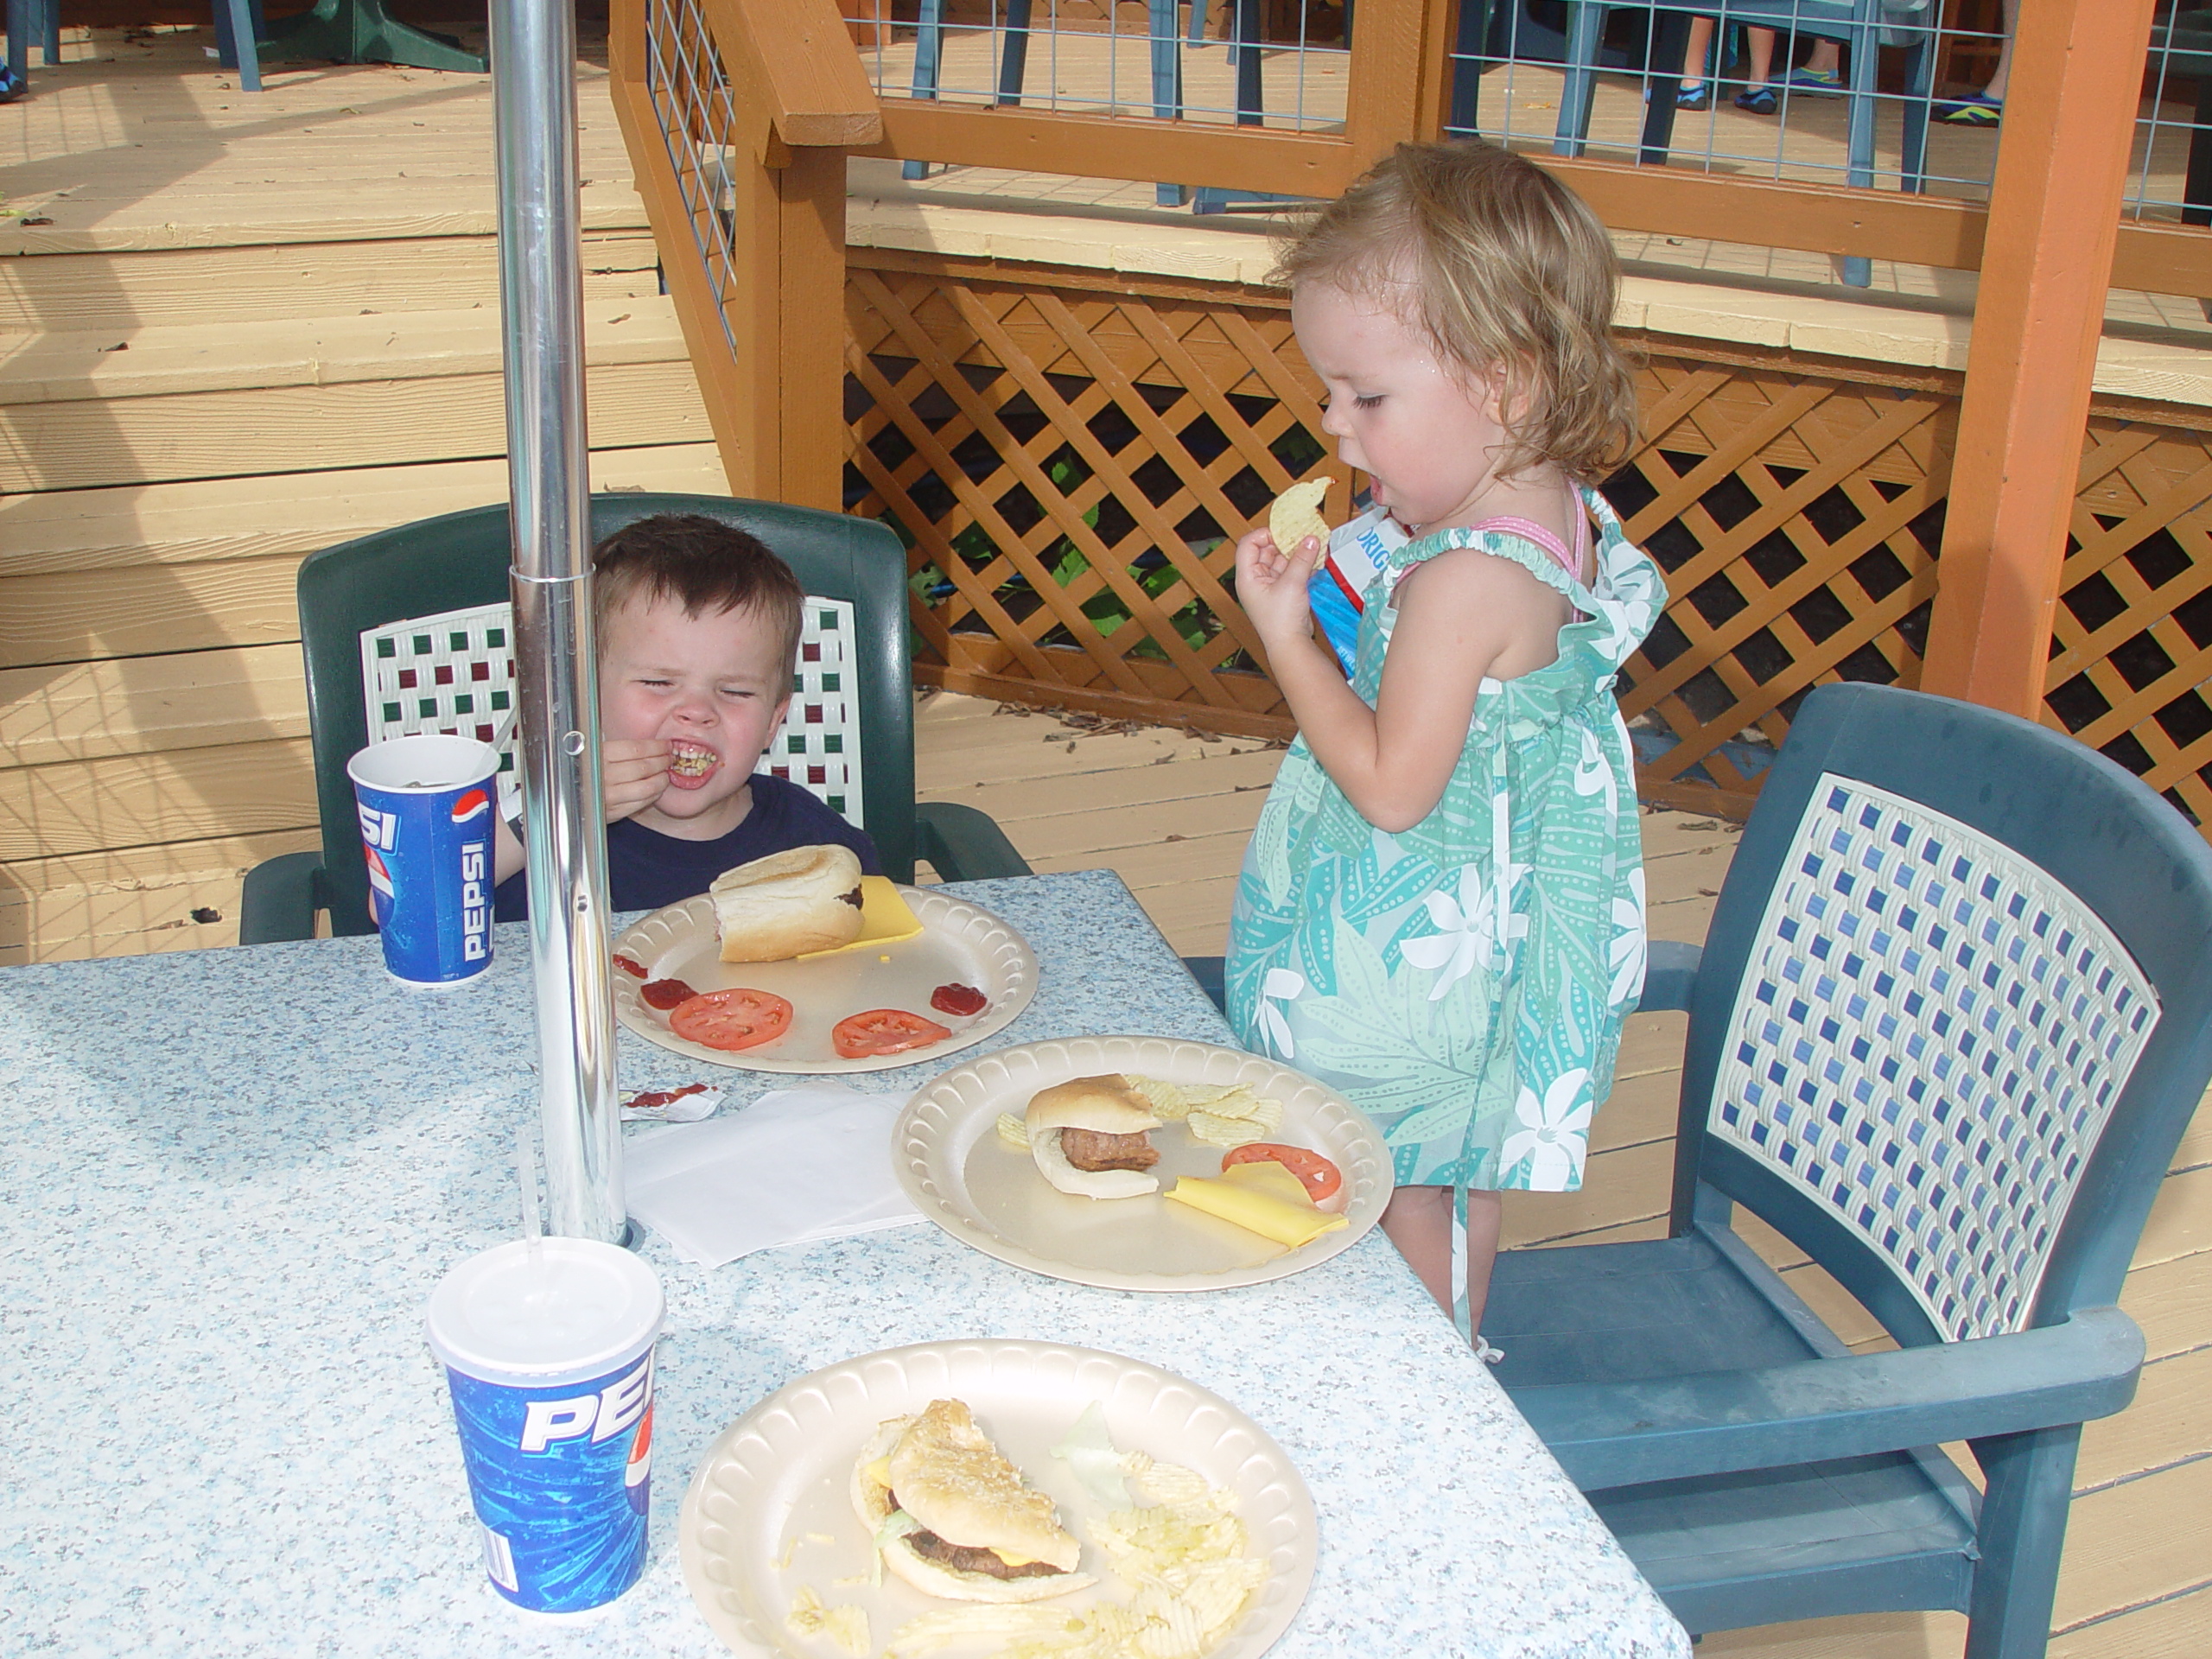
[490,513,880,919]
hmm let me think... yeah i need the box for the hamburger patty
[1059,1127,1159,1173]
[902,1523,1065,1580]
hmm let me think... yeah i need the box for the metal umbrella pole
[492,0,624,1243]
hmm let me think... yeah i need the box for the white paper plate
[678,1338,1314,1659]
[894,1037,1389,1291]
[613,887,1036,1074]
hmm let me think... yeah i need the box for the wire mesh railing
[840,2,2212,248]
[845,0,1354,132]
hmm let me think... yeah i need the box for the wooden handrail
[702,0,879,156]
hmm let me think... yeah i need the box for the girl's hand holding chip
[1234,524,1324,649]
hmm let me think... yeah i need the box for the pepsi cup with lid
[425,1238,664,1613]
[346,733,500,987]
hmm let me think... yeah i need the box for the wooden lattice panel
[1605,350,1955,812]
[835,253,2212,846]
[845,253,1323,737]
[2044,416,2212,830]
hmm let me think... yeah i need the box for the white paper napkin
[623,1084,925,1268]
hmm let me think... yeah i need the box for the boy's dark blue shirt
[493,772,882,921]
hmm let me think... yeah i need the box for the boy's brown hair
[592,514,805,693]
[1274,139,1638,486]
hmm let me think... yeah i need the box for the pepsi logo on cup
[346,735,501,988]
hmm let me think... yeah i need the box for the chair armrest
[915,802,1033,882]
[1517,1305,2144,1491]
[238,850,327,945]
[1633,939,1701,1013]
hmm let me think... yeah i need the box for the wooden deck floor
[914,688,2212,1659]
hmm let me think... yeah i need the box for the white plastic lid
[425,1238,664,1389]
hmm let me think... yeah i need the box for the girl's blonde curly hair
[1274,140,1639,486]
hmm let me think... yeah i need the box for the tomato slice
[1222,1142,1343,1204]
[670,988,793,1052]
[831,1007,953,1059]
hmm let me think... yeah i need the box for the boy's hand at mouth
[602,738,674,822]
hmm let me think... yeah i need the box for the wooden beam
[1542,156,1989,272]
[776,146,852,512]
[1343,0,1432,166]
[861,104,1360,199]
[703,0,881,150]
[1923,0,2160,715]
[2110,220,2212,302]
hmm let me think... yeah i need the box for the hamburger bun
[850,1401,1092,1604]
[1027,1074,1162,1199]
[710,843,865,963]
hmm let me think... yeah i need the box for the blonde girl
[1227,141,1664,1338]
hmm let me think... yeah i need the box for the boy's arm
[491,739,671,885]
[493,815,526,886]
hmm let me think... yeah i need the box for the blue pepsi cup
[425,1238,664,1613]
[347,734,499,988]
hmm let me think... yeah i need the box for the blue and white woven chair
[1484,682,2212,1650]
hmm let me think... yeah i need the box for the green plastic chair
[238,493,1030,944]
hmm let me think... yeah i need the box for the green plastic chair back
[294,493,922,938]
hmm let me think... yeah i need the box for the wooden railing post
[1343,0,1450,167]
[608,0,877,510]
[1920,0,2160,716]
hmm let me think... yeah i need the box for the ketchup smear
[628,1083,709,1110]
[931,982,988,1017]
[612,953,648,979]
[641,978,698,1011]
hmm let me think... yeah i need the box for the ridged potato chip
[1268,477,1331,555]
[1126,1076,1192,1122]
[995,1111,1031,1149]
[1186,1109,1270,1148]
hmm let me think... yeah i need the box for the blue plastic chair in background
[1480,682,2212,1648]
[3,0,60,93]
[900,0,1192,195]
[1553,2,1935,285]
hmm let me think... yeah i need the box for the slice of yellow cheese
[865,1456,893,1486]
[1165,1176,1349,1249]
[1218,1160,1317,1209]
[798,877,925,960]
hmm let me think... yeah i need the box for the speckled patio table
[0,868,1688,1659]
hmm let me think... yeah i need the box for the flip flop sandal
[1938,92,2002,126]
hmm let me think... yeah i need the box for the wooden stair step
[0,444,728,579]
[0,827,321,965]
[0,230,660,333]
[0,355,711,493]
[0,296,690,406]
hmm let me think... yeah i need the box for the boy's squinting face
[598,592,792,841]
[1291,279,1508,536]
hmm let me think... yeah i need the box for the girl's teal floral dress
[1227,489,1665,1192]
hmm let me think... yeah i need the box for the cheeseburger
[851,1399,1091,1604]
[1027,1074,1162,1199]
[709,843,865,962]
